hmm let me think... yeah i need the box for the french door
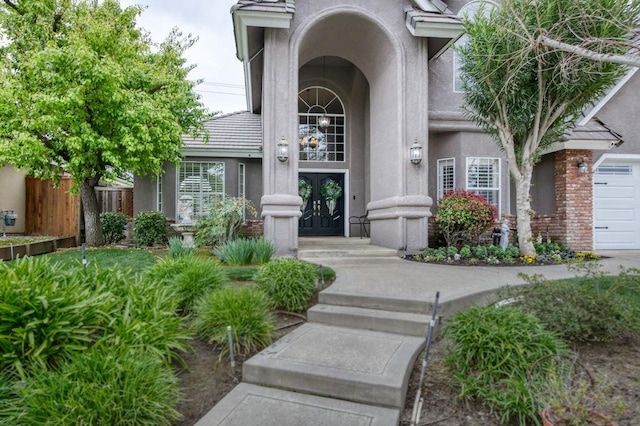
[298,172,345,236]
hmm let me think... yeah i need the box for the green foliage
[167,236,195,259]
[473,245,488,260]
[529,354,627,426]
[195,197,257,248]
[224,266,260,281]
[254,258,318,313]
[443,305,567,425]
[459,245,472,259]
[457,0,630,255]
[253,237,276,265]
[213,237,276,266]
[48,247,157,272]
[0,257,106,377]
[506,271,640,342]
[9,347,180,425]
[134,211,168,247]
[194,287,275,357]
[94,272,190,365]
[213,238,255,266]
[436,190,497,247]
[100,212,128,244]
[0,0,207,246]
[146,257,228,314]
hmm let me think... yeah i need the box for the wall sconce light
[410,139,423,165]
[577,160,588,174]
[318,115,330,129]
[277,136,289,163]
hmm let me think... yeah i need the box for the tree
[458,0,629,255]
[0,0,208,246]
[515,0,640,68]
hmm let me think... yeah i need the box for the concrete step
[300,256,400,268]
[318,286,430,314]
[299,247,398,259]
[307,304,430,337]
[195,383,400,426]
[299,237,373,246]
[242,323,424,409]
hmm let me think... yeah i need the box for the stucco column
[260,28,302,257]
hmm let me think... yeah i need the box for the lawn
[47,247,158,272]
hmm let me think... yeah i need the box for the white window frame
[238,163,246,220]
[298,86,346,163]
[176,161,225,220]
[437,158,455,200]
[466,157,501,216]
[156,173,163,212]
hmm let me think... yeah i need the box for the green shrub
[473,245,488,260]
[133,211,168,247]
[253,237,276,264]
[459,245,472,259]
[195,196,257,248]
[10,347,180,425]
[96,275,190,365]
[435,190,497,247]
[100,212,128,244]
[159,257,228,314]
[167,236,195,259]
[0,258,106,377]
[194,287,275,356]
[505,273,637,342]
[254,258,318,312]
[214,238,255,265]
[443,305,567,425]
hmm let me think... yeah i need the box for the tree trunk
[514,165,535,255]
[80,178,104,247]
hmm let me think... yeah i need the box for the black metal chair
[349,212,370,238]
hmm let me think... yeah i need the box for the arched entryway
[297,84,349,236]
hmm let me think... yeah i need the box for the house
[133,0,640,255]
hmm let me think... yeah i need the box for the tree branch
[539,35,640,68]
[2,0,20,13]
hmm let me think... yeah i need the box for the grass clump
[9,347,180,425]
[145,256,228,314]
[443,305,567,425]
[167,236,195,259]
[213,238,255,265]
[213,237,276,266]
[0,257,106,376]
[254,258,318,312]
[252,237,276,264]
[194,287,275,356]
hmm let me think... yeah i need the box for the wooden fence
[25,177,80,237]
[25,178,133,238]
[96,187,133,217]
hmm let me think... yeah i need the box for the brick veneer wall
[530,149,593,251]
[242,220,264,238]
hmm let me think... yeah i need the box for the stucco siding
[0,166,26,234]
[594,71,640,160]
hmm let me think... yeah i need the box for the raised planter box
[0,236,77,261]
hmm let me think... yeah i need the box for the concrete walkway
[196,238,640,426]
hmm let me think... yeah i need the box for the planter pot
[542,407,616,426]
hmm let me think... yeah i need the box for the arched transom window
[298,86,345,162]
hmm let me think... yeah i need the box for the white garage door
[593,162,640,250]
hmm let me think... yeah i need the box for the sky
[119,0,247,114]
